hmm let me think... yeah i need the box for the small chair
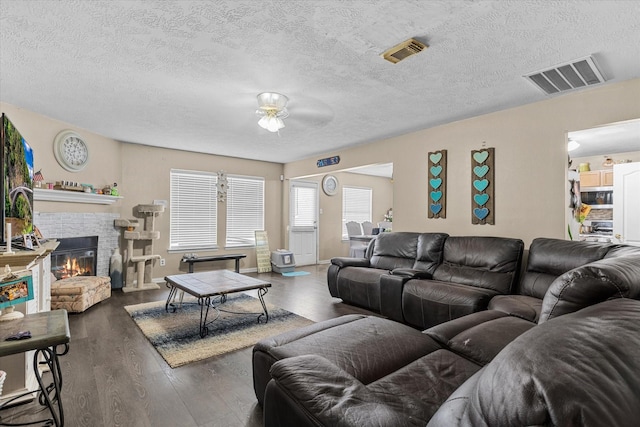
[361,221,373,235]
[345,221,363,237]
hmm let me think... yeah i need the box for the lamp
[256,92,289,133]
[0,272,34,322]
[568,138,580,152]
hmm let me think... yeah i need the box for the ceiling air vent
[381,38,428,64]
[524,55,606,95]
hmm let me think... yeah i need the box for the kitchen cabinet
[580,170,614,187]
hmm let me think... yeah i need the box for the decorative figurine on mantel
[114,203,164,292]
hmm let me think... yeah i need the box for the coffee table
[164,270,271,338]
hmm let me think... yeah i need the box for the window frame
[341,185,373,239]
[169,168,218,252]
[225,174,265,248]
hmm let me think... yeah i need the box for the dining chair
[346,221,363,237]
[361,221,373,235]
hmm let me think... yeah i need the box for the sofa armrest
[330,257,371,268]
[264,355,414,427]
[391,268,434,280]
[379,274,409,322]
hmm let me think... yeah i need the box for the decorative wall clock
[53,130,89,172]
[322,175,338,196]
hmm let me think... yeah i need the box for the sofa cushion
[369,232,421,270]
[253,314,440,405]
[265,349,481,427]
[517,238,610,299]
[402,280,499,329]
[445,316,535,365]
[412,232,448,273]
[432,236,524,294]
[539,253,640,323]
[428,299,640,427]
[487,294,542,322]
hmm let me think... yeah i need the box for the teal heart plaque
[473,151,489,164]
[473,165,489,178]
[430,178,442,189]
[430,165,443,177]
[474,193,489,206]
[430,204,442,215]
[431,191,442,202]
[473,207,489,220]
[429,153,442,164]
[473,179,489,192]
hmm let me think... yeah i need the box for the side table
[0,310,70,427]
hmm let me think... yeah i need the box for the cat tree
[114,204,164,292]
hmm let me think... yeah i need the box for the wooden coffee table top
[164,270,271,298]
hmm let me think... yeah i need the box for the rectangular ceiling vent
[381,38,428,64]
[523,55,606,95]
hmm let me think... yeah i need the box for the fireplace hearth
[51,236,99,280]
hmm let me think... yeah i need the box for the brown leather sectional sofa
[328,232,526,329]
[253,237,640,426]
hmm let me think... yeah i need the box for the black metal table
[164,270,271,338]
[181,254,247,273]
[0,309,70,427]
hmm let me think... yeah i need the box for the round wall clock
[322,175,339,196]
[53,130,89,172]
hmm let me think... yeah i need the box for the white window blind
[292,185,316,227]
[170,169,217,250]
[342,186,372,237]
[226,175,265,247]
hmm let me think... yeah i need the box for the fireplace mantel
[34,188,123,205]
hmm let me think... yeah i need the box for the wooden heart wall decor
[471,147,495,224]
[428,150,447,218]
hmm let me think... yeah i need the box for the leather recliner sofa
[328,232,524,329]
[254,238,640,426]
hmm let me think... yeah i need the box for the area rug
[282,271,310,277]
[124,293,313,368]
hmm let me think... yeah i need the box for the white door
[613,162,640,246]
[289,181,318,265]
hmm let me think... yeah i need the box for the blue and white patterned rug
[124,293,313,368]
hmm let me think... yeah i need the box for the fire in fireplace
[51,236,99,280]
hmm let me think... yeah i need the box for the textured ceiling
[1,0,640,163]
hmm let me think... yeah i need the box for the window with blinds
[225,175,265,247]
[170,169,218,250]
[291,185,317,227]
[342,186,372,238]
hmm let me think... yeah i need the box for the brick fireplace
[34,212,120,277]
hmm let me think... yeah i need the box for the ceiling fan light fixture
[256,92,289,132]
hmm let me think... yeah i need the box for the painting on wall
[471,147,495,225]
[428,150,447,219]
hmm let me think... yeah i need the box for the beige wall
[285,79,640,248]
[4,78,639,273]
[1,102,122,214]
[299,172,393,261]
[1,102,285,278]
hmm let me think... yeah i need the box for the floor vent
[381,38,428,64]
[523,55,605,95]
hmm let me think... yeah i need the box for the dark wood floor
[1,265,375,427]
